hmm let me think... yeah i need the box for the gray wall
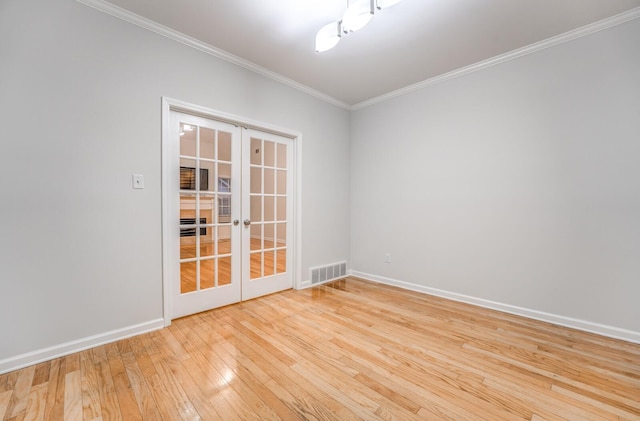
[0,0,351,362]
[351,19,640,333]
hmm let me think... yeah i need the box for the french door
[167,111,293,319]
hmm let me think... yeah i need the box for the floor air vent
[310,262,347,285]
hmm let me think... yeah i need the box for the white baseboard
[350,270,640,345]
[0,318,164,375]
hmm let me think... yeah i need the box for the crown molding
[76,1,639,112]
[75,0,351,110]
[351,6,640,110]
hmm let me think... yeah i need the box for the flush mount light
[314,0,404,53]
[342,0,375,33]
[315,21,343,53]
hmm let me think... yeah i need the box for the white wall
[0,0,351,365]
[351,19,640,335]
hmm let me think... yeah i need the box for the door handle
[243,219,251,226]
[233,219,240,226]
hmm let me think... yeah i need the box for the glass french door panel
[200,259,215,290]
[180,124,196,157]
[264,196,275,222]
[200,127,215,160]
[218,256,231,286]
[276,197,286,221]
[170,111,242,320]
[176,119,238,293]
[264,223,275,249]
[250,224,261,251]
[180,261,197,293]
[250,167,262,194]
[251,138,262,165]
[218,132,232,161]
[276,249,286,274]
[218,225,232,255]
[250,252,262,279]
[264,250,275,277]
[276,143,287,169]
[276,223,286,247]
[242,129,292,301]
[264,168,275,194]
[264,141,275,167]
[250,195,261,223]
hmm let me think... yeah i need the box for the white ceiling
[99,0,640,107]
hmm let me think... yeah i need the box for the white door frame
[161,97,303,327]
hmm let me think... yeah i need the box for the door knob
[244,219,251,226]
[233,219,240,226]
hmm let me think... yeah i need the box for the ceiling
[100,0,640,107]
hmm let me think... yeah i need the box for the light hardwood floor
[1,277,639,420]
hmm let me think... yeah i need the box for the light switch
[132,174,144,189]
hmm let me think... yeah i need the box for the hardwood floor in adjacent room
[1,277,639,420]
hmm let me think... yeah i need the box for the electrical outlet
[385,253,391,263]
[132,174,144,189]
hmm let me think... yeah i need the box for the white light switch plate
[132,174,144,189]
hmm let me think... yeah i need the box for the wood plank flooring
[2,277,639,420]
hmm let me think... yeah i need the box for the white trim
[352,7,640,110]
[350,270,640,345]
[0,319,164,375]
[75,0,349,110]
[161,97,303,309]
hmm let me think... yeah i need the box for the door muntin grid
[249,137,288,280]
[179,123,234,293]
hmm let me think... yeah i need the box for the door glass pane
[180,194,196,221]
[180,124,196,157]
[180,194,197,259]
[200,127,215,160]
[276,249,286,274]
[276,223,286,247]
[180,159,197,190]
[264,196,275,222]
[250,167,261,193]
[199,194,215,226]
[264,223,275,249]
[180,261,197,293]
[218,256,231,286]
[251,138,262,165]
[200,161,215,192]
[250,224,261,251]
[180,229,196,259]
[200,259,215,289]
[217,195,231,224]
[218,225,231,255]
[250,252,262,279]
[276,143,287,169]
[264,251,275,277]
[277,170,286,194]
[250,196,262,222]
[218,132,232,161]
[264,168,275,194]
[276,197,286,221]
[264,141,275,167]
[218,163,232,190]
[200,226,214,258]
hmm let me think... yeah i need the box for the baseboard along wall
[349,271,640,345]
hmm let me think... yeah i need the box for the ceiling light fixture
[315,0,404,53]
[342,0,375,33]
[315,21,343,53]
